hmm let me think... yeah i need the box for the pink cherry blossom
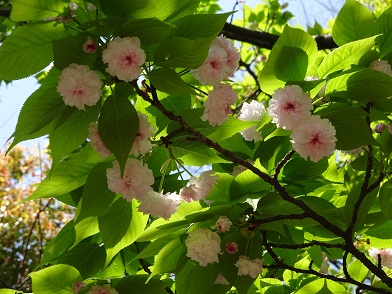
[83,38,96,53]
[88,122,112,158]
[106,159,154,201]
[239,100,266,141]
[214,273,230,285]
[290,115,336,162]
[130,112,155,157]
[267,85,313,130]
[202,84,238,126]
[191,43,229,86]
[235,255,263,278]
[57,63,102,110]
[213,36,240,77]
[369,60,392,77]
[369,248,392,268]
[180,170,219,202]
[102,36,146,82]
[138,190,181,220]
[225,242,238,254]
[86,284,118,294]
[185,228,222,266]
[215,216,232,233]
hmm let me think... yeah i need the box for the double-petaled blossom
[215,216,232,233]
[369,248,392,268]
[213,36,240,77]
[88,122,112,158]
[290,115,336,162]
[239,100,266,141]
[185,228,222,266]
[191,36,239,86]
[267,85,313,130]
[86,284,118,294]
[235,256,263,279]
[138,191,181,220]
[130,112,155,157]
[57,63,102,110]
[369,60,392,77]
[202,83,238,126]
[102,36,146,82]
[72,281,85,294]
[180,170,219,202]
[106,159,154,201]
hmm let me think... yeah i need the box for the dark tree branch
[221,22,337,50]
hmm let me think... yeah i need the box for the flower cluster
[267,85,336,162]
[130,112,155,157]
[185,228,222,266]
[138,190,181,220]
[57,63,102,110]
[102,36,146,82]
[106,159,154,201]
[239,100,266,141]
[368,248,392,268]
[191,36,239,86]
[215,216,232,233]
[179,170,219,202]
[202,83,238,126]
[235,256,263,278]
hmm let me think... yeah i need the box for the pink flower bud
[375,123,386,133]
[83,38,97,53]
[225,241,238,254]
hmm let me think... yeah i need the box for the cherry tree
[1,0,392,293]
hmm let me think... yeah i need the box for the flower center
[284,102,296,111]
[310,133,322,146]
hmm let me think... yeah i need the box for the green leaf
[332,0,374,46]
[347,259,369,283]
[259,26,317,95]
[282,157,328,182]
[116,18,173,45]
[99,0,158,18]
[50,103,101,168]
[133,235,178,260]
[74,216,99,246]
[325,68,392,103]
[149,0,200,21]
[379,179,392,220]
[317,36,377,78]
[105,200,149,266]
[98,198,133,249]
[173,12,231,39]
[9,0,67,21]
[150,68,195,94]
[30,264,82,294]
[26,145,103,201]
[301,279,347,293]
[154,37,212,68]
[53,33,99,70]
[375,7,392,58]
[0,23,69,80]
[76,162,116,222]
[176,260,219,294]
[149,239,186,281]
[57,243,106,279]
[170,137,229,166]
[98,95,139,176]
[316,103,377,150]
[112,275,168,294]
